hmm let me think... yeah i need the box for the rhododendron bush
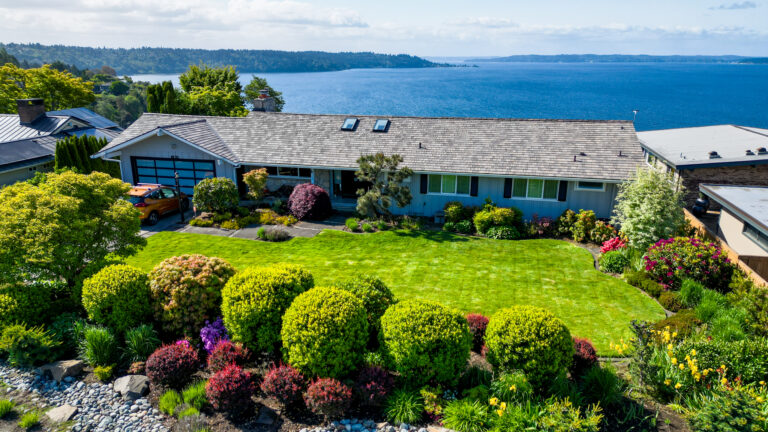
[600,237,627,254]
[644,237,735,292]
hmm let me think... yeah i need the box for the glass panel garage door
[132,157,216,195]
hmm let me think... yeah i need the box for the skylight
[341,118,358,131]
[373,119,390,132]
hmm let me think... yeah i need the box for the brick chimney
[16,98,47,124]
[252,89,276,112]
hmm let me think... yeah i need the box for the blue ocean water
[133,62,768,132]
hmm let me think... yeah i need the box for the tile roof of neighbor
[48,108,121,130]
[700,184,768,236]
[98,112,645,181]
[637,125,768,168]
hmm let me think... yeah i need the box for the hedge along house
[637,125,768,207]
[91,111,644,219]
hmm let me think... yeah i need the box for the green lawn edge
[125,230,665,356]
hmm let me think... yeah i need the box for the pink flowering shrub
[644,237,735,292]
[600,237,627,254]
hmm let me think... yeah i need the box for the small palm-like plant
[124,324,161,363]
[442,399,490,432]
[384,389,424,424]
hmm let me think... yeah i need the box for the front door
[338,170,371,199]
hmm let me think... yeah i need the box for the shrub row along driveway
[126,230,665,355]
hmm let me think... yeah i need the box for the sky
[1,0,767,56]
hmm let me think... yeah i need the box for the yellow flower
[761,381,766,386]
[703,370,710,377]
[675,383,682,389]
[667,344,674,351]
[489,397,498,406]
[672,332,678,338]
[690,349,697,356]
[722,378,728,385]
[671,357,678,365]
[500,402,507,410]
[679,364,685,370]
[664,379,672,386]
[496,409,504,417]
[757,396,765,403]
[721,365,727,370]
[509,384,516,392]
[694,373,701,381]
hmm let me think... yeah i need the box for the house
[0,99,122,185]
[92,110,645,219]
[637,125,768,206]
[697,184,768,282]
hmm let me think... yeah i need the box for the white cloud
[710,1,758,10]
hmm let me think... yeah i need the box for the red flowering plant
[145,343,200,389]
[206,364,256,416]
[260,364,306,406]
[355,366,394,407]
[304,378,353,420]
[644,237,735,292]
[465,313,489,353]
[600,237,627,254]
[207,340,251,373]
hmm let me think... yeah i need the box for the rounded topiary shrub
[281,287,368,378]
[334,274,395,340]
[0,283,51,330]
[146,343,200,389]
[81,264,151,334]
[485,306,574,388]
[206,364,256,416]
[379,299,471,386]
[149,254,236,337]
[222,264,313,352]
[287,183,332,220]
[598,250,630,274]
[192,177,239,213]
[473,207,522,234]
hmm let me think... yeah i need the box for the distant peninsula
[466,54,756,64]
[1,43,443,74]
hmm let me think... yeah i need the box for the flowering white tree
[611,168,685,250]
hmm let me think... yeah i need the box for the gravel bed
[0,362,168,432]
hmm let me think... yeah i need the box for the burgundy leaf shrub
[287,183,332,220]
[304,378,352,420]
[146,343,200,389]
[570,337,598,377]
[206,364,256,416]
[207,340,251,373]
[355,366,394,407]
[465,313,489,352]
[260,364,306,406]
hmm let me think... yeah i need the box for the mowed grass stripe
[126,230,665,355]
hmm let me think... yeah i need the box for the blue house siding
[385,175,618,219]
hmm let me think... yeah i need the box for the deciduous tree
[611,167,685,250]
[0,64,95,112]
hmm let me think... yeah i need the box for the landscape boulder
[36,360,84,383]
[113,375,150,400]
[46,404,78,422]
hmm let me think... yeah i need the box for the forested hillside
[1,43,441,74]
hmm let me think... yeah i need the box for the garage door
[132,157,216,195]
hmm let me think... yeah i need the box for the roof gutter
[700,184,768,238]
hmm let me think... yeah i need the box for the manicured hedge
[379,299,471,386]
[192,177,239,213]
[334,274,395,340]
[0,283,51,331]
[473,207,522,235]
[222,263,313,352]
[281,287,368,378]
[149,254,236,338]
[81,264,151,334]
[485,305,574,388]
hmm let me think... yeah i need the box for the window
[646,152,657,166]
[253,166,311,178]
[428,174,470,195]
[743,224,768,253]
[373,119,390,132]
[575,181,605,192]
[341,118,358,131]
[510,178,559,200]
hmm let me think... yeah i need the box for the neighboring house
[637,125,768,206]
[0,99,122,185]
[698,184,768,281]
[92,111,645,219]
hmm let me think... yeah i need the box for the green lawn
[126,230,664,355]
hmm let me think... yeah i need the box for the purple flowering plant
[200,317,229,354]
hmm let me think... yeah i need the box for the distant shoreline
[465,54,765,64]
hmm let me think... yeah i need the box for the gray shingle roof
[99,112,645,181]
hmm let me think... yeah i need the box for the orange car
[127,184,190,225]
